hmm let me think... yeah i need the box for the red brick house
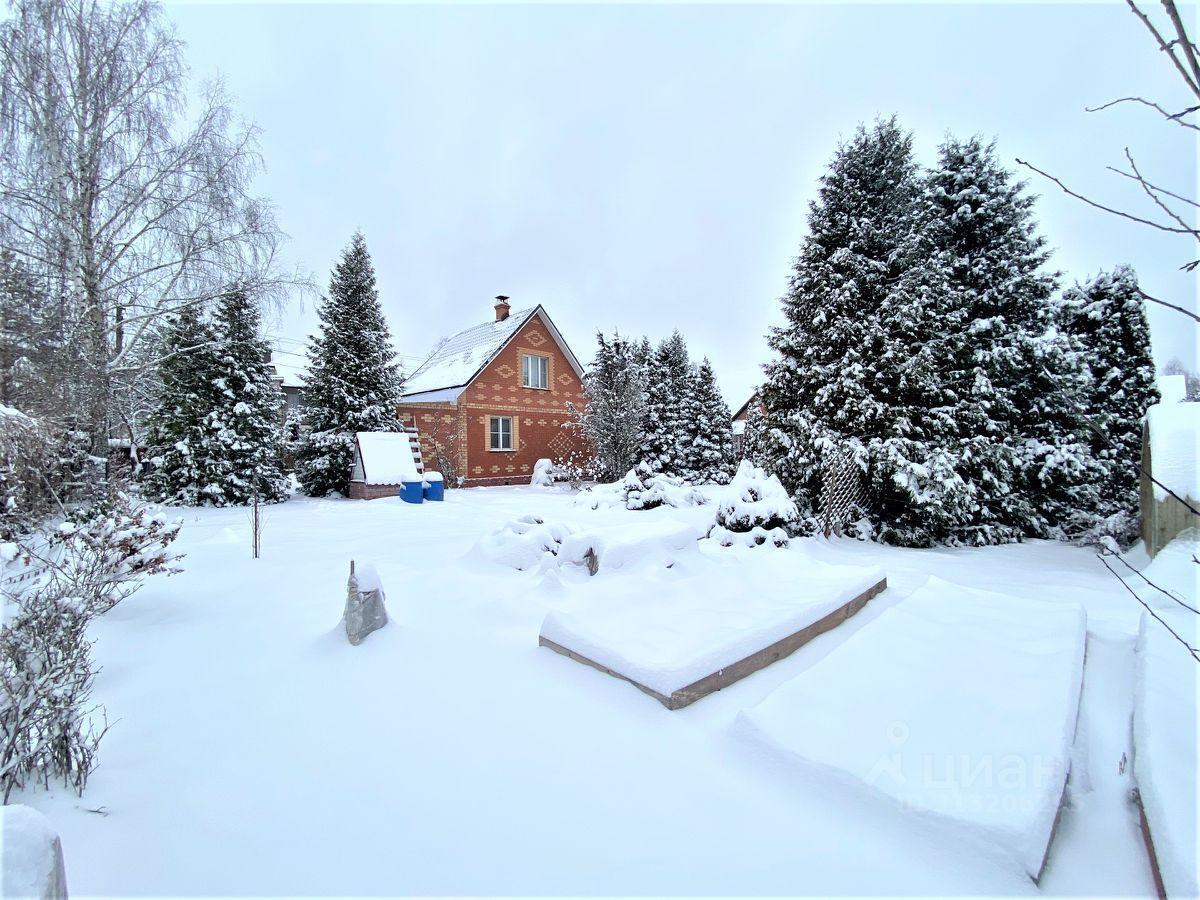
[397,297,590,487]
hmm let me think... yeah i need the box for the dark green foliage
[295,233,402,497]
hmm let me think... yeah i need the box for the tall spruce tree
[682,358,735,483]
[143,306,224,504]
[580,332,647,480]
[760,118,922,526]
[917,136,1103,542]
[296,233,402,496]
[1058,265,1159,538]
[639,331,692,475]
[206,287,289,505]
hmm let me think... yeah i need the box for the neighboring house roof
[732,391,760,421]
[1158,373,1187,405]
[354,431,421,485]
[400,304,584,402]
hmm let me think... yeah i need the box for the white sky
[170,1,1198,408]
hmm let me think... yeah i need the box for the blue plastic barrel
[423,472,445,501]
[400,481,424,504]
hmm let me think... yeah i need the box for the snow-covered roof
[265,345,308,389]
[1147,401,1200,502]
[401,308,537,396]
[401,305,583,397]
[1158,374,1187,406]
[397,386,465,406]
[354,432,421,485]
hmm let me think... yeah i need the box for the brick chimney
[494,295,511,322]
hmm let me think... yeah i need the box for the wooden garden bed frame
[539,576,887,710]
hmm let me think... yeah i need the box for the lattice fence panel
[820,443,868,538]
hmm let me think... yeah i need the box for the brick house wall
[398,311,590,487]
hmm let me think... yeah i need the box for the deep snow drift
[5,486,1175,895]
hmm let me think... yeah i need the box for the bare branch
[1137,287,1200,324]
[1086,95,1200,130]
[1015,157,1199,235]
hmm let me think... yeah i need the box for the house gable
[397,303,590,487]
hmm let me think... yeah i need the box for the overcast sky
[169,1,1198,407]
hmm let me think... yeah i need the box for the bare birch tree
[0,0,295,461]
[1016,0,1199,323]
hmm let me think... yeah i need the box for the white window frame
[522,353,549,390]
[489,416,513,451]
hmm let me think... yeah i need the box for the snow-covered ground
[11,486,1183,895]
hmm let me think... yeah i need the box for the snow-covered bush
[5,490,182,616]
[0,408,88,541]
[531,458,554,487]
[30,492,183,618]
[0,583,104,802]
[0,492,181,801]
[472,515,577,571]
[575,466,707,511]
[707,461,798,548]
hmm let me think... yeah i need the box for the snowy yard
[17,486,1182,895]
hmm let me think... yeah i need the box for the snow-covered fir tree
[639,331,692,475]
[1058,265,1159,539]
[295,233,403,497]
[580,331,647,480]
[916,136,1103,543]
[142,306,224,504]
[206,287,289,505]
[760,117,922,529]
[681,357,734,483]
[740,396,767,467]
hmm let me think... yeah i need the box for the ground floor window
[489,416,513,451]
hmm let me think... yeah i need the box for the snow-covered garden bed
[1131,531,1199,898]
[739,576,1087,881]
[539,557,884,707]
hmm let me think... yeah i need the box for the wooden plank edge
[667,576,887,709]
[1033,628,1089,885]
[1136,790,1169,900]
[539,576,887,711]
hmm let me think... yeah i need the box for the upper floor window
[522,354,549,390]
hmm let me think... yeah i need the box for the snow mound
[1145,401,1200,502]
[575,467,707,511]
[557,521,701,575]
[540,559,884,697]
[739,576,1086,880]
[706,460,798,548]
[1,804,68,899]
[1132,531,1199,898]
[531,458,554,487]
[471,515,577,571]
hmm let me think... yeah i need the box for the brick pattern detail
[397,311,591,487]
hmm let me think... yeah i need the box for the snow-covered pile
[470,515,576,571]
[474,516,698,576]
[1,804,68,899]
[557,521,701,575]
[576,467,707,511]
[1146,401,1200,503]
[530,458,554,487]
[706,461,798,548]
[540,559,884,697]
[1131,531,1199,898]
[739,576,1087,880]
